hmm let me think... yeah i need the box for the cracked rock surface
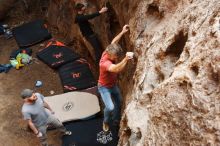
[118,0,220,145]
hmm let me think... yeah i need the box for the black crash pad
[37,45,80,69]
[58,59,97,92]
[62,117,119,146]
[12,20,51,47]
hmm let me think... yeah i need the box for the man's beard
[28,98,37,103]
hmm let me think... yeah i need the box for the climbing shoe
[103,122,109,132]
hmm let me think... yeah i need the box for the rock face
[47,0,220,145]
[0,0,18,20]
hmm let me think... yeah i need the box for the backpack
[16,53,32,64]
[10,48,32,59]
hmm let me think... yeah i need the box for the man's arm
[27,119,42,137]
[108,53,132,73]
[43,101,53,113]
[111,25,129,44]
[27,119,39,135]
[76,12,100,21]
[76,7,108,21]
[38,93,53,113]
[108,24,131,73]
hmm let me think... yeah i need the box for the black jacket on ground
[75,12,100,37]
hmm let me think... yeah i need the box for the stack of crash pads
[37,40,97,92]
[12,20,97,92]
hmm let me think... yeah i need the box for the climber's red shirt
[98,51,117,88]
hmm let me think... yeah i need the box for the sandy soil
[0,36,66,146]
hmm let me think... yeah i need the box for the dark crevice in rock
[178,80,191,89]
[155,65,165,83]
[124,127,132,137]
[142,31,188,92]
[147,4,160,15]
[190,63,199,76]
[147,3,164,18]
[192,30,196,36]
[165,31,188,59]
[138,83,144,92]
[105,3,130,63]
[120,115,131,146]
[106,2,121,42]
[163,31,188,78]
[135,128,142,139]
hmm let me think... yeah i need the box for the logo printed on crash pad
[53,52,63,59]
[72,72,81,78]
[97,131,113,144]
[63,102,74,111]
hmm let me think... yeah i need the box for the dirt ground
[0,35,70,146]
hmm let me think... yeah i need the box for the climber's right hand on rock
[99,7,108,13]
[122,25,129,33]
[36,131,43,137]
[126,52,134,60]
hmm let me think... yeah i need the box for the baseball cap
[21,89,34,99]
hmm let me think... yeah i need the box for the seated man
[21,89,72,146]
